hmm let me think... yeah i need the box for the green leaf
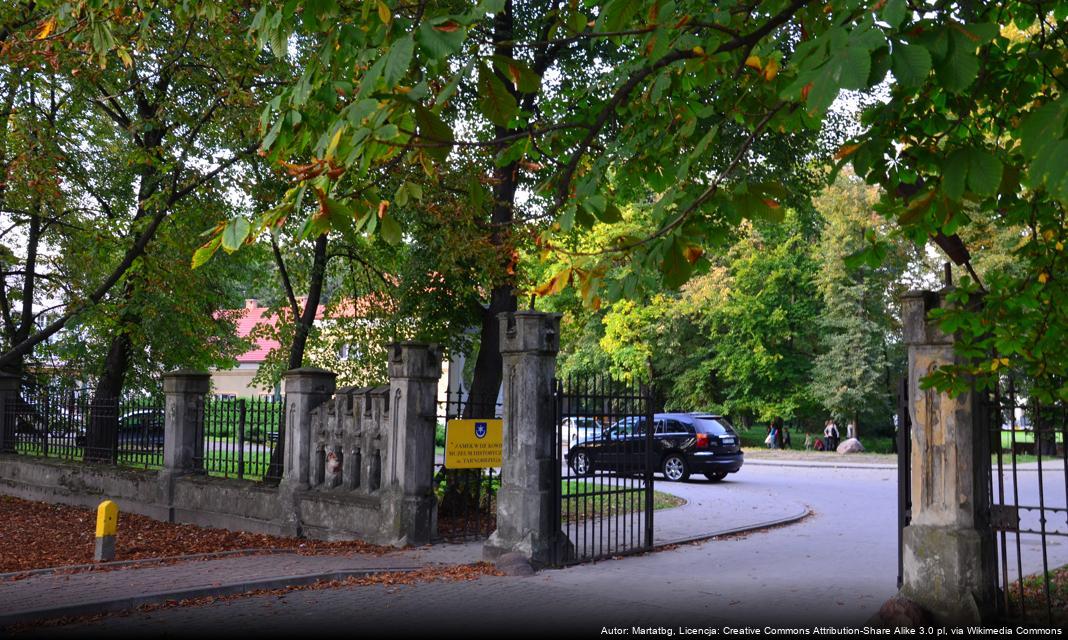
[380,212,402,245]
[414,105,453,162]
[891,43,931,87]
[382,35,414,87]
[598,202,624,224]
[662,240,694,289]
[221,218,250,252]
[966,150,1002,198]
[416,21,465,60]
[192,236,221,269]
[477,63,517,126]
[490,55,541,93]
[935,29,979,93]
[600,0,641,33]
[942,149,968,201]
[881,0,907,28]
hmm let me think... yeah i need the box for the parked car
[75,408,165,449]
[558,416,604,446]
[566,412,744,482]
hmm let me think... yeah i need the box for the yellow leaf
[990,360,999,371]
[745,55,762,70]
[1038,272,1049,284]
[534,268,571,297]
[377,1,391,25]
[683,245,703,264]
[378,199,390,219]
[1056,241,1064,251]
[37,17,55,40]
[763,59,779,81]
[999,357,1010,366]
[325,127,344,161]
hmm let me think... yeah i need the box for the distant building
[209,298,467,402]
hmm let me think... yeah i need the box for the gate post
[891,290,995,623]
[162,370,211,474]
[484,311,571,567]
[379,342,441,546]
[279,367,337,536]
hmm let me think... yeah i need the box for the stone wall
[0,343,441,546]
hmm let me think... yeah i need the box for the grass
[560,480,685,522]
[13,442,273,481]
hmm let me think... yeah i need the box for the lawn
[559,479,685,522]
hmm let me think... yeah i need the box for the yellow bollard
[94,500,118,562]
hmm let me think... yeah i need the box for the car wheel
[571,451,594,477]
[662,453,689,482]
[704,471,727,482]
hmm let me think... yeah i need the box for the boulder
[872,595,930,626]
[837,437,865,454]
[495,552,536,576]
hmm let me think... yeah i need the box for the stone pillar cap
[498,311,562,355]
[163,369,211,378]
[282,367,338,377]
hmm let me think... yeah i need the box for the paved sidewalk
[0,473,808,628]
[0,543,483,627]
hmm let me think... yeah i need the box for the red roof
[228,299,325,364]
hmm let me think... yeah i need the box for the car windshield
[693,417,733,435]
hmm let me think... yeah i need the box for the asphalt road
[21,463,1065,637]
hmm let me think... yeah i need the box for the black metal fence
[194,396,285,481]
[3,385,165,469]
[553,374,655,565]
[433,389,501,542]
[985,376,1067,626]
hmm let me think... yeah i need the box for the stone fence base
[0,455,396,544]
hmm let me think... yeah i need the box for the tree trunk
[442,2,520,521]
[264,234,329,484]
[85,329,131,462]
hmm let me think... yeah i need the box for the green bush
[435,422,446,448]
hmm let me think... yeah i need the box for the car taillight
[696,433,709,449]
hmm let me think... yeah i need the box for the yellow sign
[96,500,118,537]
[444,419,503,469]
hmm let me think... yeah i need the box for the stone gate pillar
[379,342,441,546]
[163,370,211,473]
[279,367,336,536]
[484,311,571,567]
[896,290,995,623]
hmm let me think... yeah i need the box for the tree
[34,1,1068,405]
[808,175,917,437]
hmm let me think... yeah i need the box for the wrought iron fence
[195,396,285,481]
[433,388,501,542]
[4,384,164,469]
[985,376,1067,626]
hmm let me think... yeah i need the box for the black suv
[566,412,744,482]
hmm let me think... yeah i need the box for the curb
[744,459,897,470]
[655,504,812,548]
[0,566,422,628]
[0,548,295,582]
[744,459,1049,472]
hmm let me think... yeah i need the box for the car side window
[654,419,665,434]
